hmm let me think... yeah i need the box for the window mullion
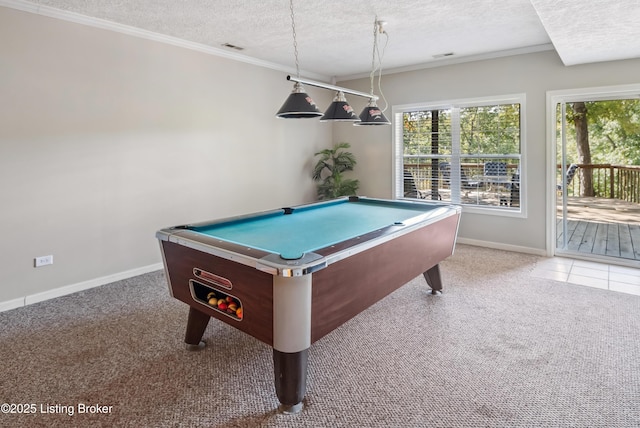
[450,107,461,204]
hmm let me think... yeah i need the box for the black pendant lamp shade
[276,82,323,119]
[355,99,391,125]
[320,91,360,122]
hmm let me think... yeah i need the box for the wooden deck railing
[561,164,640,203]
[405,162,520,190]
[406,162,640,203]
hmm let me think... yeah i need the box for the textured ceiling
[7,0,640,79]
[530,0,640,66]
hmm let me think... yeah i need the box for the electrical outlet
[34,255,53,267]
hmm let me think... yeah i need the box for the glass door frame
[546,83,640,260]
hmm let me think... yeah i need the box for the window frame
[392,93,527,218]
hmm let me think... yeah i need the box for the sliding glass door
[550,86,640,265]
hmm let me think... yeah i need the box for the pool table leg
[272,274,312,413]
[423,264,442,294]
[273,349,308,414]
[184,307,209,350]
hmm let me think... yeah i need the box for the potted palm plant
[312,142,359,200]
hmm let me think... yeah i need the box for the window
[394,95,525,213]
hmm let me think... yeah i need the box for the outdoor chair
[481,161,512,204]
[403,169,426,199]
[507,171,520,207]
[483,161,508,188]
[557,164,579,193]
[439,162,480,195]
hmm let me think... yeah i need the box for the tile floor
[531,257,640,296]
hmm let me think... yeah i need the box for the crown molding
[2,0,556,85]
[336,43,556,82]
[0,0,331,82]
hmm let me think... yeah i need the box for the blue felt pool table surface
[190,198,445,260]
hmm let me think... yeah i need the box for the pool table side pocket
[160,241,274,346]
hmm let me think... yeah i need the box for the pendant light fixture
[355,18,390,126]
[320,91,360,122]
[276,0,322,119]
[276,4,390,126]
[357,98,389,125]
[276,81,322,118]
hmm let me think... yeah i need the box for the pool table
[156,196,461,413]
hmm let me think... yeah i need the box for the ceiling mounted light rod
[286,75,378,101]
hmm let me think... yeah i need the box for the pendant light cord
[378,30,388,112]
[368,19,377,97]
[369,18,389,112]
[289,0,301,79]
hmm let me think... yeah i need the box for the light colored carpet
[1,244,639,427]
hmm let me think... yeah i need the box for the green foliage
[560,99,640,165]
[402,104,520,162]
[403,110,452,158]
[312,142,359,200]
[460,105,520,154]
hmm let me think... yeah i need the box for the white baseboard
[1,263,164,313]
[457,237,547,257]
[1,241,546,313]
[0,297,27,313]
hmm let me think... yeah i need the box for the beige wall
[0,7,333,306]
[3,5,640,308]
[336,51,640,253]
